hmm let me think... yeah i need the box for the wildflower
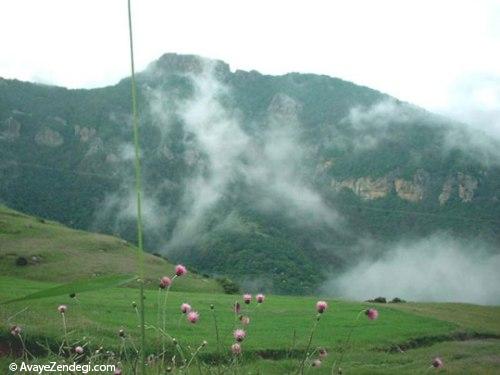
[318,348,328,359]
[202,340,208,347]
[240,316,250,325]
[256,293,265,303]
[132,301,137,308]
[181,303,192,314]
[234,301,241,314]
[114,369,122,375]
[10,325,21,336]
[187,311,199,324]
[118,329,125,338]
[365,308,379,320]
[432,357,443,368]
[231,343,242,355]
[175,264,187,276]
[75,346,84,354]
[58,305,67,314]
[311,359,322,367]
[316,301,328,314]
[243,294,252,304]
[233,329,246,342]
[159,276,171,289]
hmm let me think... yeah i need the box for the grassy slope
[1,277,499,374]
[0,206,499,373]
[0,205,221,293]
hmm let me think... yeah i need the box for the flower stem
[298,314,321,374]
[211,305,222,374]
[185,342,206,370]
[331,309,364,374]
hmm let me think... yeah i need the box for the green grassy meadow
[1,206,500,373]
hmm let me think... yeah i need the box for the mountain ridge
[1,53,499,294]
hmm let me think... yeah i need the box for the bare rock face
[35,127,63,147]
[74,125,97,143]
[395,179,422,202]
[267,93,302,120]
[394,170,428,202]
[438,177,454,205]
[457,173,478,202]
[355,177,391,200]
[85,137,104,156]
[332,176,391,200]
[0,117,21,141]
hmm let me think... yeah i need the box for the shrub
[216,277,240,294]
[390,297,406,303]
[366,297,387,303]
[15,256,28,266]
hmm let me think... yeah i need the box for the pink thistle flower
[234,301,241,314]
[243,294,252,304]
[187,311,199,324]
[231,343,242,355]
[432,357,443,368]
[256,293,265,303]
[316,301,328,314]
[311,359,322,367]
[75,346,84,354]
[233,329,246,342]
[58,305,67,314]
[114,369,122,375]
[10,325,21,336]
[175,264,187,276]
[240,316,250,325]
[159,276,172,289]
[365,308,379,320]
[181,303,192,314]
[318,348,328,359]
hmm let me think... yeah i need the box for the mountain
[1,53,499,294]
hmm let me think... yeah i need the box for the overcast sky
[1,0,499,134]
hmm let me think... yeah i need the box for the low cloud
[324,235,500,305]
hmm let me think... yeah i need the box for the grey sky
[1,0,499,134]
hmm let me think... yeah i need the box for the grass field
[0,205,221,293]
[1,206,500,373]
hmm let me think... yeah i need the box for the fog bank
[324,235,500,305]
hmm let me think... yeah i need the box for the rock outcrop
[332,176,391,200]
[34,127,63,147]
[0,117,21,141]
[333,170,477,204]
[394,169,428,202]
[75,125,97,143]
[438,177,454,205]
[457,173,478,202]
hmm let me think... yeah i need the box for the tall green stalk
[127,0,146,373]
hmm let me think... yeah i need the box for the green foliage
[216,277,240,294]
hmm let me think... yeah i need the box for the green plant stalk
[331,309,364,374]
[18,333,29,362]
[298,314,321,374]
[59,313,68,356]
[210,305,222,375]
[185,342,206,370]
[127,0,146,373]
[161,281,174,364]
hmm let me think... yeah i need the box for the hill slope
[0,205,221,293]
